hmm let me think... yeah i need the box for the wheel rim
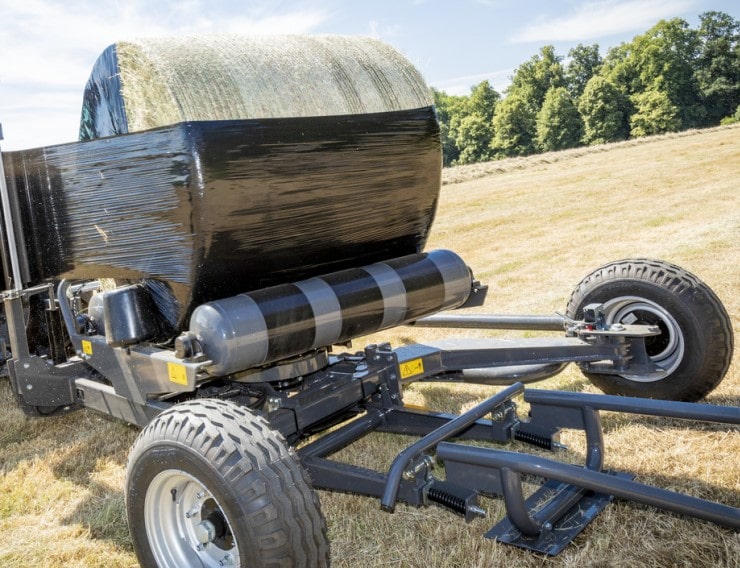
[601,295,685,382]
[145,469,240,568]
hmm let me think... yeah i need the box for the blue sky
[0,0,736,150]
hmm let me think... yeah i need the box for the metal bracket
[485,473,634,555]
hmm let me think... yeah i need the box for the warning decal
[399,358,425,379]
[167,362,188,385]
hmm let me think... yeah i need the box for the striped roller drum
[190,250,472,376]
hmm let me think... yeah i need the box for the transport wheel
[565,259,733,401]
[126,399,329,567]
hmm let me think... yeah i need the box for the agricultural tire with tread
[565,258,733,401]
[125,398,329,568]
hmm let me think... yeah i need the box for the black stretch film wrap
[79,44,129,141]
[2,109,441,330]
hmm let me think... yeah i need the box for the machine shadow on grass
[0,377,134,549]
[50,417,136,547]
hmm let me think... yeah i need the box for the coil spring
[514,429,554,450]
[427,487,466,515]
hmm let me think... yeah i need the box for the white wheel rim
[145,469,240,568]
[601,295,685,382]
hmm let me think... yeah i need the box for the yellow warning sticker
[400,358,425,379]
[167,362,189,386]
[81,340,93,356]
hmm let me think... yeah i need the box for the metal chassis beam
[296,376,739,555]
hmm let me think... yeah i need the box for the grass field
[1,124,738,567]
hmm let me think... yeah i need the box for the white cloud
[431,69,513,95]
[510,0,697,43]
[0,0,330,149]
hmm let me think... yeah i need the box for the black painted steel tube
[436,444,740,530]
[380,382,524,512]
[298,409,387,459]
[525,390,740,424]
[500,468,542,536]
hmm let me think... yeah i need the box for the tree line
[435,11,739,166]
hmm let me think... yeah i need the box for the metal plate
[486,472,635,556]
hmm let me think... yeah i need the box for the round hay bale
[80,34,432,138]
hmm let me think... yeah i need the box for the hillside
[1,125,738,567]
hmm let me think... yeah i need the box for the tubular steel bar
[380,382,524,512]
[412,313,566,331]
[0,138,24,290]
[298,409,388,459]
[525,389,740,425]
[435,444,740,530]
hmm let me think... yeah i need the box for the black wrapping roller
[190,250,472,376]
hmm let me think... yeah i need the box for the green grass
[1,124,738,567]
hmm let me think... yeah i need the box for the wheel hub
[144,469,240,567]
[602,296,685,382]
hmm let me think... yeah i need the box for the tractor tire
[565,259,733,401]
[125,399,329,568]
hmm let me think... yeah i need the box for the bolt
[195,520,216,544]
[196,491,205,500]
[468,505,487,518]
[196,544,205,552]
[185,506,199,519]
[219,553,234,566]
[543,521,553,531]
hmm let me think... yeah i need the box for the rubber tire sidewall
[566,267,730,401]
[127,442,255,568]
[126,400,329,568]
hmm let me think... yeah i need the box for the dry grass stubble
[1,124,738,566]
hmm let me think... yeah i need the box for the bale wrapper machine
[0,34,737,567]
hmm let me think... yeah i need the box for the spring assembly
[514,428,555,450]
[428,487,467,515]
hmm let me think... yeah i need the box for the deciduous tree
[578,76,630,144]
[491,91,536,157]
[630,88,681,137]
[565,44,602,98]
[696,11,739,124]
[509,45,565,111]
[536,87,583,151]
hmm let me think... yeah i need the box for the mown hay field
[1,124,738,567]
